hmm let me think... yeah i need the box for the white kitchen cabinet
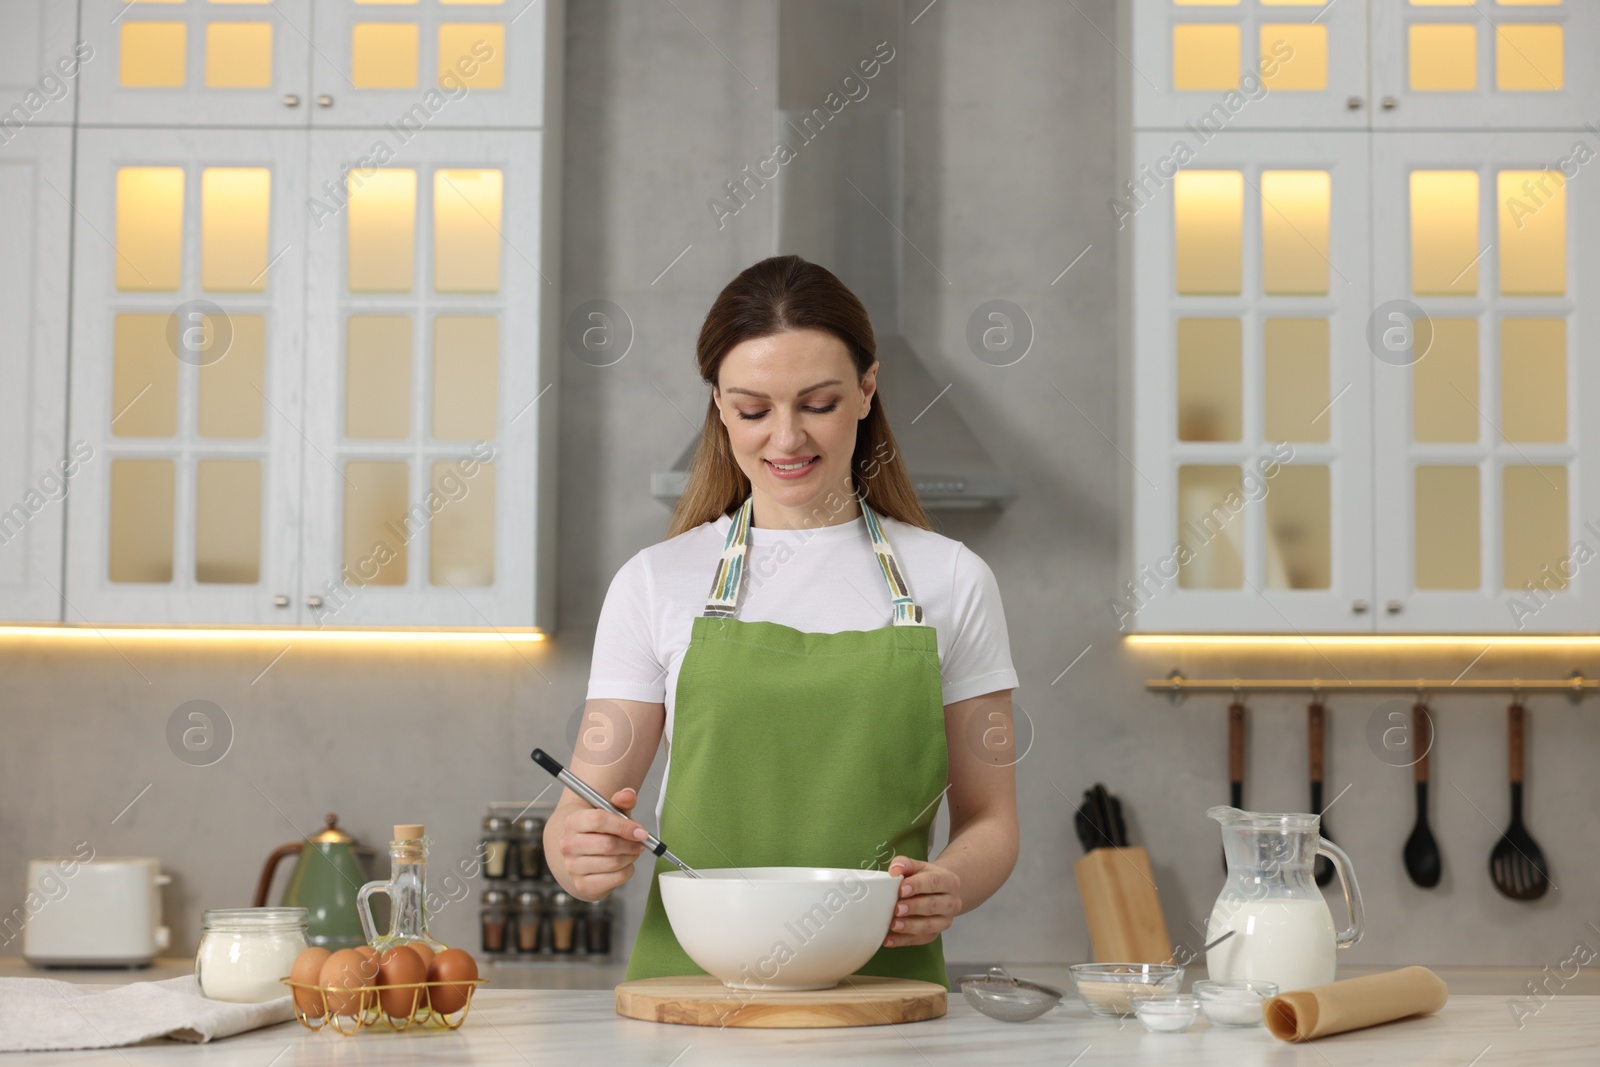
[77,0,316,128]
[1124,1,1600,634]
[1370,131,1600,632]
[0,128,74,622]
[1131,0,1371,132]
[0,0,84,129]
[65,128,310,625]
[1371,1,1598,131]
[1126,132,1373,633]
[57,2,563,631]
[76,0,552,132]
[298,128,555,628]
[308,0,549,130]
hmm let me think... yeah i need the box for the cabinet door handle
[1381,96,1398,111]
[273,594,290,608]
[1346,96,1363,110]
[306,595,324,609]
[282,94,301,108]
[1351,599,1369,614]
[317,94,334,108]
[1386,600,1404,614]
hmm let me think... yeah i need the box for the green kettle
[253,813,372,949]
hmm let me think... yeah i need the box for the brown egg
[426,948,479,1016]
[375,947,427,1019]
[320,948,375,1017]
[289,947,330,1018]
[404,941,436,975]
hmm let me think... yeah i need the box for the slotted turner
[1489,702,1550,901]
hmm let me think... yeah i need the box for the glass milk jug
[357,824,449,953]
[1204,806,1364,992]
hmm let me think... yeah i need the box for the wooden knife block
[1073,846,1172,964]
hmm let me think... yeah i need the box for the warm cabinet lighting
[0,627,544,644]
[1409,170,1479,295]
[1126,634,1600,649]
[1174,171,1244,294]
[1172,25,1241,90]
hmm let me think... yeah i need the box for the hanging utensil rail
[1148,671,1593,701]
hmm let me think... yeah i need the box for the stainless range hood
[650,0,1017,511]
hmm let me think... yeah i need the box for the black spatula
[1489,702,1550,901]
[1309,700,1334,887]
[1223,700,1245,871]
[1402,702,1442,889]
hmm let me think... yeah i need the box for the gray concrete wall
[2,1,1594,978]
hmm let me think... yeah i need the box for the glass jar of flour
[195,907,308,1002]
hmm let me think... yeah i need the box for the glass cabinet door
[0,129,74,622]
[1127,131,1373,631]
[65,128,308,624]
[1131,0,1370,131]
[308,0,553,129]
[1371,1,1598,130]
[300,128,548,627]
[1371,132,1600,631]
[78,0,314,127]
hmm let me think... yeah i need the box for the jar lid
[513,816,542,833]
[585,896,610,911]
[482,887,510,905]
[550,891,574,909]
[516,888,546,908]
[393,823,425,841]
[202,907,308,931]
[483,815,509,832]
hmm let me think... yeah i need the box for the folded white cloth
[0,975,296,1052]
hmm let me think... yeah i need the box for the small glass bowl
[1132,994,1199,1033]
[1067,963,1184,1017]
[1193,979,1279,1028]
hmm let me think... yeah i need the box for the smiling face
[713,328,877,529]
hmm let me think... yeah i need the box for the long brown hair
[667,255,930,538]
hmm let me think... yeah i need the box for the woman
[545,255,1019,988]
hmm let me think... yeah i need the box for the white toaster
[21,857,172,967]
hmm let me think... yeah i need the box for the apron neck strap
[702,495,927,626]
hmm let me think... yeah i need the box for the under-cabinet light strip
[0,626,545,644]
[1126,634,1600,649]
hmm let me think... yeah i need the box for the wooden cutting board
[614,975,948,1028]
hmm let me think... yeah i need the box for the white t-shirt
[586,509,1020,819]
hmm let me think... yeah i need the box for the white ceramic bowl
[660,867,902,991]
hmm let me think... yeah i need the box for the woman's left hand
[883,857,962,947]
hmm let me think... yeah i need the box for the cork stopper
[394,824,425,841]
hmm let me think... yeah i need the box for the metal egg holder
[279,976,489,1036]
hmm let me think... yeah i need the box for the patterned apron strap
[701,496,753,617]
[861,503,927,627]
[702,495,927,626]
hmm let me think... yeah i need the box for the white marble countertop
[7,957,1597,994]
[3,987,1595,1066]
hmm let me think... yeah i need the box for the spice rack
[478,801,617,964]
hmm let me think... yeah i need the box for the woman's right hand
[555,787,649,900]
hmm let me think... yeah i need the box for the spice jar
[196,907,308,1003]
[515,888,545,954]
[480,888,510,954]
[549,891,577,955]
[481,815,511,880]
[514,815,544,882]
[584,896,614,956]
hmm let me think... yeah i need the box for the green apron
[625,495,951,988]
